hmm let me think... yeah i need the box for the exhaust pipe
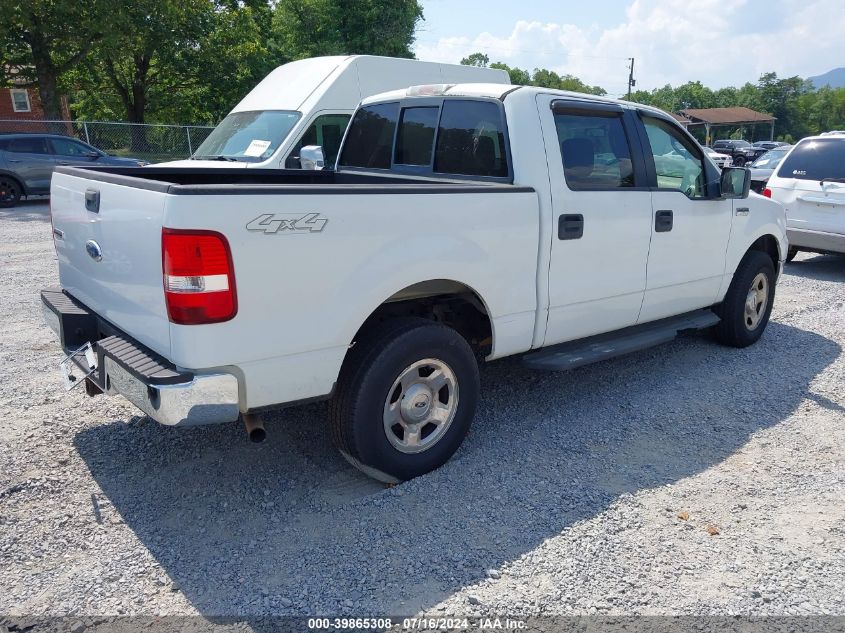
[243,413,266,443]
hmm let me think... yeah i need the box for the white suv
[765,135,845,260]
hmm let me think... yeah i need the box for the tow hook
[243,413,266,443]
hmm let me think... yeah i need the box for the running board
[523,309,721,371]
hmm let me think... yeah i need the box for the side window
[554,110,635,190]
[338,102,399,169]
[8,137,48,154]
[51,138,94,156]
[434,100,508,178]
[286,114,351,168]
[641,116,706,198]
[394,106,439,166]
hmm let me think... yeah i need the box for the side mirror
[86,151,100,159]
[720,166,751,199]
[299,145,325,170]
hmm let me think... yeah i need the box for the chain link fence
[0,119,216,163]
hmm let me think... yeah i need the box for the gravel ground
[1,199,844,621]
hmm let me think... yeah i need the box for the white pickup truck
[43,83,787,482]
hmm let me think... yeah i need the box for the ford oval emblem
[85,239,103,262]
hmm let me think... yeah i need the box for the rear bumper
[41,287,240,426]
[787,228,845,254]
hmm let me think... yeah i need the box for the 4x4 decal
[246,213,327,234]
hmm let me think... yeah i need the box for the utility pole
[627,58,636,100]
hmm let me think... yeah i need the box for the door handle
[58,161,70,165]
[8,158,21,162]
[655,210,673,232]
[558,214,584,240]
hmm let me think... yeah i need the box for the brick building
[0,86,71,130]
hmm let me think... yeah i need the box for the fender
[718,197,788,301]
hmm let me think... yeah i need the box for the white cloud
[414,0,845,94]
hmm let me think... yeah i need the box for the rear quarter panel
[163,188,540,409]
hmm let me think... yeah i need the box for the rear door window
[338,102,399,170]
[394,106,439,166]
[554,110,636,190]
[8,137,49,154]
[434,100,508,178]
[776,138,845,181]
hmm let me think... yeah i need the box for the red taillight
[763,187,772,198]
[162,228,237,325]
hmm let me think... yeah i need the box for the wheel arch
[747,233,781,271]
[0,170,25,195]
[346,278,495,361]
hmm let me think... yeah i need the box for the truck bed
[49,165,540,411]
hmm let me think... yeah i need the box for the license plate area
[60,342,97,391]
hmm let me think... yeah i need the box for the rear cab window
[776,138,845,181]
[338,97,511,180]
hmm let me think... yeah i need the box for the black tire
[786,246,799,262]
[0,176,22,208]
[329,317,480,482]
[733,156,746,167]
[714,251,776,348]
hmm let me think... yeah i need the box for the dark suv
[0,134,146,207]
[711,139,758,166]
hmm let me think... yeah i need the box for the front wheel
[329,318,480,482]
[733,156,746,167]
[714,251,775,348]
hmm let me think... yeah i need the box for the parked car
[765,134,845,260]
[0,134,146,207]
[749,145,792,193]
[752,141,788,151]
[43,83,786,482]
[712,139,758,166]
[820,130,845,136]
[704,146,732,168]
[157,55,509,171]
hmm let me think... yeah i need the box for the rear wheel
[329,317,480,482]
[0,176,21,208]
[714,251,775,348]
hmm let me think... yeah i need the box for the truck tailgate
[50,172,171,357]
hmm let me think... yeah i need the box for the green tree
[0,0,110,119]
[460,52,489,67]
[75,0,214,126]
[273,0,423,60]
[461,52,605,94]
[490,62,530,86]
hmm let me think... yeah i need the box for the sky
[414,0,843,96]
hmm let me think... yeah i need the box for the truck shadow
[785,253,845,281]
[74,321,839,620]
[0,198,51,222]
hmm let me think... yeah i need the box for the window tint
[7,137,48,154]
[51,137,96,156]
[286,114,351,168]
[776,138,845,181]
[554,111,635,190]
[395,106,439,166]
[641,116,705,198]
[434,100,508,178]
[338,102,399,169]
